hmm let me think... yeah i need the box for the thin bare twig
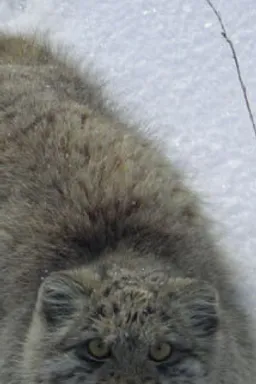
[205,0,256,138]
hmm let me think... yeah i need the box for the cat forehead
[87,283,174,334]
[71,267,193,312]
[87,289,168,342]
[66,267,198,316]
[94,280,156,311]
[77,271,161,320]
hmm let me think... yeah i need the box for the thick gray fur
[0,34,255,384]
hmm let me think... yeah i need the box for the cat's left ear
[185,282,220,337]
[164,278,220,338]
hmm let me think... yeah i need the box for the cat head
[22,266,221,384]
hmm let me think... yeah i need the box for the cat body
[0,34,254,384]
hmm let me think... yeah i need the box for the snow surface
[1,0,256,325]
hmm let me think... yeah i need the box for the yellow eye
[87,338,111,360]
[149,342,172,362]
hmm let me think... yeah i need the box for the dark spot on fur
[125,311,132,324]
[96,304,106,317]
[80,113,88,127]
[131,312,138,322]
[103,286,111,297]
[112,302,119,314]
[4,111,16,119]
[143,306,154,316]
[46,111,56,124]
[159,311,170,322]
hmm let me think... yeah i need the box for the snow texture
[1,1,256,325]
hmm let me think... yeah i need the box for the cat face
[22,267,221,384]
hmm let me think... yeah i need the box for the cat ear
[165,278,220,338]
[186,283,219,337]
[37,272,85,326]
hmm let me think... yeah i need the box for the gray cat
[0,34,255,384]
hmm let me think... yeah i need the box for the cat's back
[0,33,239,307]
[0,34,186,300]
[0,33,240,299]
[0,33,235,296]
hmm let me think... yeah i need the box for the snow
[1,0,256,322]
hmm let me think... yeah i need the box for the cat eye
[77,338,111,361]
[149,342,172,362]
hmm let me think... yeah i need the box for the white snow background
[1,0,256,331]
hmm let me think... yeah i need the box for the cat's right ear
[164,278,220,338]
[36,272,85,326]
